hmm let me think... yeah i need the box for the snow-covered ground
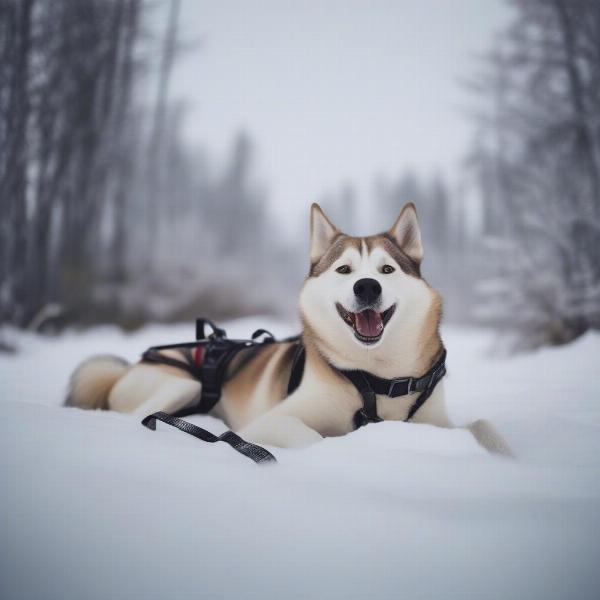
[1,319,599,600]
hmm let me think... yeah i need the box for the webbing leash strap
[141,411,277,465]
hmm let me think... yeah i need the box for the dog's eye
[381,264,395,274]
[336,265,351,274]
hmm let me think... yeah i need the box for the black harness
[141,319,281,418]
[141,318,447,465]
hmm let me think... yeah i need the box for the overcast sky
[156,0,510,233]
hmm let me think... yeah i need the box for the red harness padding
[193,345,204,368]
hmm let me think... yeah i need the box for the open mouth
[336,302,396,345]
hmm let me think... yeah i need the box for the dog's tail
[467,419,514,458]
[65,355,130,410]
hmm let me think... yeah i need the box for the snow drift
[1,320,599,600]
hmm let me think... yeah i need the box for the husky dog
[67,203,511,455]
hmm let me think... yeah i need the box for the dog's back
[65,341,299,428]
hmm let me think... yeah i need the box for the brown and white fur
[67,203,512,456]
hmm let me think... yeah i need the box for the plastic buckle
[388,377,412,397]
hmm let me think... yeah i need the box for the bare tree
[0,0,294,332]
[0,0,142,327]
[0,0,34,325]
[471,0,600,349]
[145,0,181,270]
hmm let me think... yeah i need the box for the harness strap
[251,328,275,342]
[404,352,447,421]
[196,318,226,341]
[196,338,247,413]
[287,341,306,396]
[141,348,202,379]
[276,341,447,428]
[142,411,277,464]
[140,319,261,416]
[337,349,447,428]
[340,370,383,428]
[338,349,447,399]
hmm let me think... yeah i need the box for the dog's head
[300,202,441,369]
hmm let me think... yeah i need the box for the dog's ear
[310,203,338,263]
[388,202,423,263]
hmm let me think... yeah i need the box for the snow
[1,320,599,600]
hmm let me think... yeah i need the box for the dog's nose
[353,278,382,304]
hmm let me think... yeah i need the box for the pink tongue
[355,309,383,337]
